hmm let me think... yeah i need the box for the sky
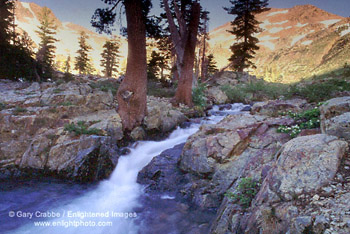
[21,0,350,33]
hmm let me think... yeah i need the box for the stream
[0,103,248,234]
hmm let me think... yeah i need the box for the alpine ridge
[208,4,350,82]
[14,2,350,82]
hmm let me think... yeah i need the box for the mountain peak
[287,4,343,22]
[209,4,350,82]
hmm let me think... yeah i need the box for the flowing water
[0,103,248,234]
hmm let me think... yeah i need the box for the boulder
[0,113,56,167]
[251,99,307,117]
[0,82,38,105]
[238,134,348,234]
[214,71,239,87]
[206,87,228,104]
[271,134,347,200]
[179,113,291,208]
[137,143,185,193]
[19,129,59,169]
[323,112,350,141]
[46,135,119,182]
[0,79,119,181]
[15,129,119,182]
[130,127,146,141]
[85,90,114,111]
[320,97,350,141]
[144,97,187,133]
[289,216,313,234]
[73,109,123,140]
[320,96,350,120]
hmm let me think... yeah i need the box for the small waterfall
[10,103,249,234]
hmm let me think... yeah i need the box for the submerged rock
[137,143,186,193]
[137,143,217,234]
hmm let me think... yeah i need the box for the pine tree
[63,55,71,74]
[13,31,37,80]
[147,51,161,80]
[199,10,210,80]
[155,37,172,82]
[0,0,37,80]
[36,6,58,78]
[0,0,13,46]
[75,31,92,75]
[207,54,218,76]
[100,38,120,77]
[225,0,269,72]
[0,0,15,79]
[147,37,172,81]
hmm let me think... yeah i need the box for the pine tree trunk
[116,0,147,131]
[201,36,208,79]
[173,3,200,106]
[160,67,164,81]
[194,49,200,81]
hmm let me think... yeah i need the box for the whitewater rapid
[11,103,247,234]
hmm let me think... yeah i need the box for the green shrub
[89,80,119,96]
[48,107,58,113]
[221,85,248,103]
[221,81,288,103]
[284,84,301,99]
[13,106,27,115]
[299,83,334,102]
[192,82,207,108]
[37,100,49,107]
[63,72,74,82]
[25,91,36,95]
[0,102,7,111]
[244,81,287,100]
[59,101,73,106]
[225,177,259,208]
[64,121,103,136]
[55,79,65,86]
[147,80,176,98]
[343,67,350,77]
[53,88,63,94]
[297,79,350,103]
[278,107,320,138]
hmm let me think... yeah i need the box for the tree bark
[116,0,147,131]
[162,0,184,62]
[200,35,208,79]
[173,2,200,106]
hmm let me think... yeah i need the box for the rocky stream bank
[138,96,350,234]
[1,74,350,234]
[0,78,187,182]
